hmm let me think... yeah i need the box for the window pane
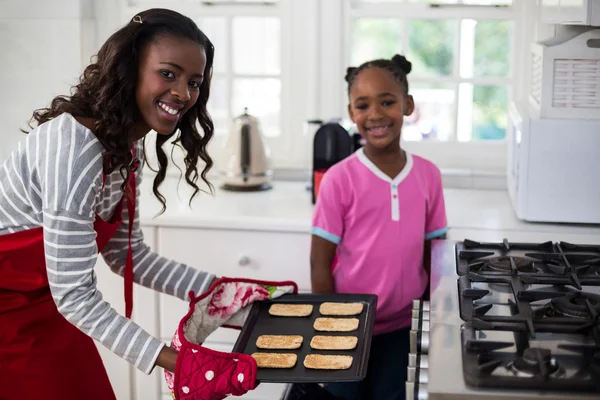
[203,0,279,4]
[409,0,511,3]
[351,18,402,66]
[461,20,511,78]
[473,85,507,140]
[196,18,227,74]
[207,77,228,136]
[233,17,280,75]
[403,84,455,141]
[458,84,507,141]
[407,20,455,76]
[232,78,281,137]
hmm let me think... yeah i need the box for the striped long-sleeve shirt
[0,112,215,374]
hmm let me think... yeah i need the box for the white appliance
[219,108,273,191]
[530,27,600,120]
[507,103,600,224]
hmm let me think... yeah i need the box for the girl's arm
[309,167,346,294]
[310,235,337,293]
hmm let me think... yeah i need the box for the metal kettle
[219,108,273,191]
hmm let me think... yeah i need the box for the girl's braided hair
[345,54,412,96]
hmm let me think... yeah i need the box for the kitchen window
[347,1,515,142]
[338,0,534,174]
[127,0,531,176]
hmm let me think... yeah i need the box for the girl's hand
[156,345,179,372]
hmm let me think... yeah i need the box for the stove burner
[507,348,565,379]
[487,256,536,273]
[550,292,600,318]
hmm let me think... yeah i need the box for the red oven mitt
[164,277,298,400]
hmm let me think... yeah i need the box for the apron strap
[123,151,139,319]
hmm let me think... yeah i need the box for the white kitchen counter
[138,176,600,237]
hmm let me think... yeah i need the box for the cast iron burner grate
[456,239,600,393]
[458,275,600,337]
[461,323,600,392]
[456,239,600,289]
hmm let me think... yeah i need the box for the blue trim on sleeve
[311,227,341,245]
[425,227,448,240]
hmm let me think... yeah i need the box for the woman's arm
[310,235,337,293]
[101,147,215,300]
[38,126,165,374]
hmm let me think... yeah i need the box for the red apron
[0,169,136,400]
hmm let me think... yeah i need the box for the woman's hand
[156,345,179,372]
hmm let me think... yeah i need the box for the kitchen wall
[0,0,90,161]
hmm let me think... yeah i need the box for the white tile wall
[0,0,95,163]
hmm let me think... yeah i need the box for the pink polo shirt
[312,148,447,335]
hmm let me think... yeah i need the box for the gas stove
[409,238,600,400]
[456,239,600,394]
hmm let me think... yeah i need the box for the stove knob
[409,330,419,354]
[420,331,429,354]
[412,300,421,310]
[405,382,428,400]
[412,309,430,320]
[412,300,430,312]
[411,318,429,332]
[407,367,428,384]
[408,353,428,369]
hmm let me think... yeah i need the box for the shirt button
[392,184,397,189]
[393,194,397,199]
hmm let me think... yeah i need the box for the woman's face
[135,34,207,135]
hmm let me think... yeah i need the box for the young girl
[310,55,448,400]
[0,9,256,400]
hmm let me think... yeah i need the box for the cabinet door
[132,227,162,400]
[541,0,590,24]
[559,0,589,24]
[95,226,161,400]
[94,248,133,399]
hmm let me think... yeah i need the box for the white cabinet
[158,227,312,292]
[540,0,600,25]
[95,227,161,400]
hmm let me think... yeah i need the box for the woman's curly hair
[24,8,215,213]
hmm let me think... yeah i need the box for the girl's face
[348,67,414,151]
[135,34,207,135]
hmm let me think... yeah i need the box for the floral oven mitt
[165,277,297,400]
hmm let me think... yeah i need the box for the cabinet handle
[238,255,251,266]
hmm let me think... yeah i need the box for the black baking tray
[232,293,378,383]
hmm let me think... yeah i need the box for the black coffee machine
[311,121,356,204]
